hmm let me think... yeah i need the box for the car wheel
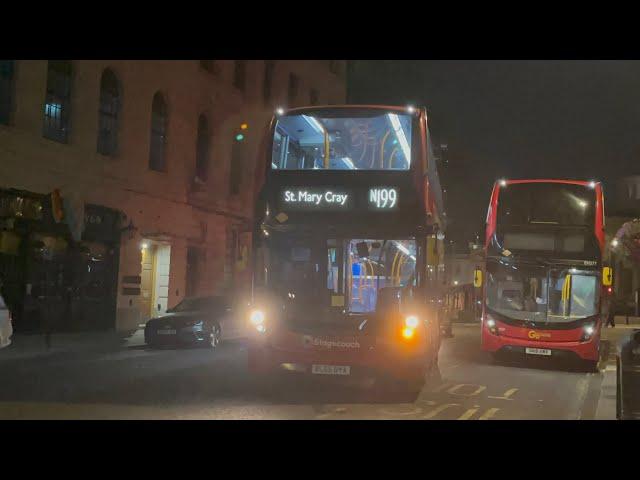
[209,324,221,349]
[616,357,623,420]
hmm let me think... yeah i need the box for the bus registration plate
[525,348,551,356]
[312,365,351,375]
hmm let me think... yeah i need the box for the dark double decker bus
[480,179,609,370]
[247,105,445,393]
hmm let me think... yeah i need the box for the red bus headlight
[580,323,595,342]
[486,317,498,335]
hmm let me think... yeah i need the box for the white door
[140,246,154,320]
[152,244,171,316]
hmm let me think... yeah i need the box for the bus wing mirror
[603,267,613,287]
[473,269,483,288]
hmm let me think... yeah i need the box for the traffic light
[235,123,248,142]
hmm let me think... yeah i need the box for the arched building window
[43,60,72,143]
[288,73,299,105]
[0,60,15,124]
[233,60,246,92]
[309,88,319,105]
[229,138,245,195]
[97,69,121,156]
[199,60,218,74]
[149,92,167,171]
[263,60,275,105]
[195,114,210,181]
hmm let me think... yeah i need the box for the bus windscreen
[498,183,595,227]
[271,112,412,170]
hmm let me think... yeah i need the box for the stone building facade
[0,60,346,333]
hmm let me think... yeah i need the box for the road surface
[0,324,622,419]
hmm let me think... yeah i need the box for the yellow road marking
[488,388,518,401]
[423,403,460,419]
[379,406,423,417]
[447,384,486,397]
[457,406,480,420]
[478,408,500,420]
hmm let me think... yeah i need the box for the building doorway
[140,241,171,319]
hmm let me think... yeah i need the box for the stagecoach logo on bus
[303,335,360,350]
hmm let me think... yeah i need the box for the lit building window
[97,69,121,156]
[43,60,72,143]
[149,92,168,171]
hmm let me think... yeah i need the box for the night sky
[348,60,640,247]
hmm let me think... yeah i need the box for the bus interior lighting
[387,113,411,166]
[302,115,326,135]
[499,179,507,187]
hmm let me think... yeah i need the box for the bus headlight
[486,317,498,335]
[581,323,595,342]
[401,315,420,340]
[250,309,266,332]
[404,315,419,329]
[402,327,415,339]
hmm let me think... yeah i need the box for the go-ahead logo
[528,330,551,340]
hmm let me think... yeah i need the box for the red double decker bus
[247,105,445,394]
[480,179,609,371]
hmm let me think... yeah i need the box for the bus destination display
[279,187,399,211]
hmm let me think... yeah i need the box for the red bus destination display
[279,187,399,211]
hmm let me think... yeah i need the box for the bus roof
[276,104,419,116]
[499,179,597,187]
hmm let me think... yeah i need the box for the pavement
[0,323,629,420]
[595,324,639,419]
[613,315,640,325]
[1,329,146,360]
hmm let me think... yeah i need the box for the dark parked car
[616,329,640,420]
[144,296,232,348]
